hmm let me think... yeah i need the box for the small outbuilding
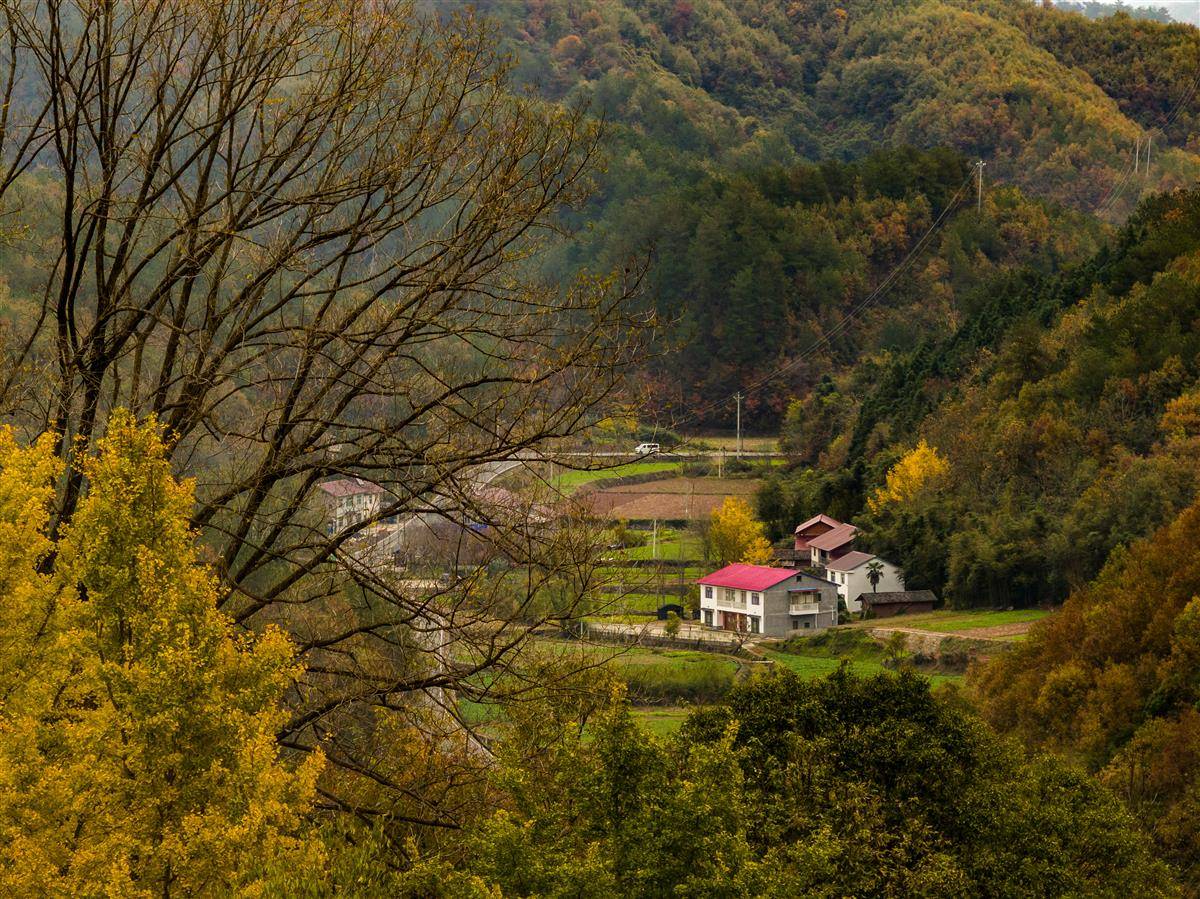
[858,590,938,619]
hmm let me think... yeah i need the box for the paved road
[526,450,785,461]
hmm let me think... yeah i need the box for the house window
[791,620,799,630]
[704,586,713,599]
[751,592,760,605]
[703,609,713,626]
[740,590,747,602]
[803,621,812,629]
[749,616,760,634]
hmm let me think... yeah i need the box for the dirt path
[867,625,1013,644]
[953,621,1036,639]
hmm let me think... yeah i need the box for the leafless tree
[0,0,648,835]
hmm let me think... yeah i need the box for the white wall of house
[699,584,766,634]
[699,573,838,637]
[331,492,382,533]
[828,559,904,613]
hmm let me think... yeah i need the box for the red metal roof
[825,551,876,572]
[697,563,799,591]
[793,514,843,534]
[808,523,857,551]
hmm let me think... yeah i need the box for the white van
[633,442,661,455]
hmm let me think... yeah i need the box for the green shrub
[615,657,736,704]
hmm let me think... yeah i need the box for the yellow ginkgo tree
[0,412,324,896]
[708,497,775,566]
[867,439,950,514]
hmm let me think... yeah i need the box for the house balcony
[789,602,821,615]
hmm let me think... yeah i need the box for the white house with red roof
[697,563,838,637]
[825,552,905,614]
[793,514,843,553]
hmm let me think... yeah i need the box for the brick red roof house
[807,522,858,567]
[793,514,844,552]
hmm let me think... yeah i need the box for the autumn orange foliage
[972,497,1200,880]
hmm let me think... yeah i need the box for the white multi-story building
[318,477,385,534]
[697,563,838,637]
[824,551,905,614]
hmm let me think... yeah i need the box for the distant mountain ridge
[472,0,1197,428]
[481,0,1200,213]
[1053,2,1173,24]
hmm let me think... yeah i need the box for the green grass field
[863,609,1051,634]
[763,650,961,687]
[463,630,968,740]
[631,707,690,737]
[528,639,739,704]
[554,461,680,494]
[616,528,707,562]
[766,628,964,687]
[592,592,668,613]
[764,651,884,679]
[596,564,705,580]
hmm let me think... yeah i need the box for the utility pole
[735,391,743,460]
[976,159,986,212]
[1145,134,1152,174]
[652,519,661,611]
[1134,137,1141,175]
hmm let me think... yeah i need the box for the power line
[668,172,975,432]
[1095,149,1138,218]
[1098,59,1200,218]
[663,49,1199,436]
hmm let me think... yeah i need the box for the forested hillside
[564,147,1102,423]
[485,0,1200,194]
[1055,2,1173,22]
[972,497,1200,884]
[476,0,1200,425]
[0,0,1198,892]
[761,187,1200,609]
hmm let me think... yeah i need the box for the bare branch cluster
[0,0,649,831]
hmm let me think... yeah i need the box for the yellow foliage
[1161,389,1200,441]
[742,536,775,566]
[0,412,324,895]
[709,497,773,566]
[868,439,950,513]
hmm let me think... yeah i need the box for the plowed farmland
[585,477,760,520]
